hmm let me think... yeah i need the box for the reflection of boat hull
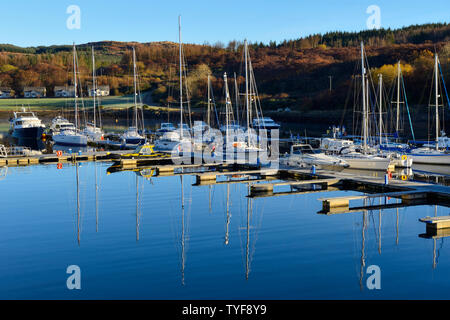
[11,127,44,140]
[15,138,45,151]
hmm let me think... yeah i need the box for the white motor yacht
[9,110,45,140]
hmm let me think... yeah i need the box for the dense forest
[0,23,449,133]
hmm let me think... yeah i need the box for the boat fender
[386,170,392,180]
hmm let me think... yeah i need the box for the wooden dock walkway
[419,216,450,230]
[2,151,450,214]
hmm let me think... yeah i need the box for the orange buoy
[57,163,63,170]
[56,151,63,157]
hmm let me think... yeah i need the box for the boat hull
[339,157,391,171]
[125,138,146,145]
[53,134,88,147]
[409,154,450,165]
[11,127,44,140]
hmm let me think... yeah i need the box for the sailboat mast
[179,16,183,138]
[379,73,383,145]
[133,47,138,130]
[435,54,439,150]
[245,40,250,141]
[396,61,401,137]
[73,43,78,130]
[224,73,230,142]
[92,46,96,128]
[207,74,211,127]
[234,72,239,126]
[361,42,367,152]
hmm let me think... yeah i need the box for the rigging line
[438,60,450,111]
[340,68,357,129]
[401,73,416,141]
[210,78,220,128]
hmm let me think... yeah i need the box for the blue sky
[1,0,449,47]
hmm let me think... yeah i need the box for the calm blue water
[0,162,449,299]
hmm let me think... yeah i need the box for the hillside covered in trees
[0,22,449,135]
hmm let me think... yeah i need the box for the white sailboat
[53,43,88,147]
[84,46,104,143]
[282,143,349,168]
[336,42,392,171]
[374,72,412,168]
[154,16,192,153]
[120,47,146,146]
[408,54,450,165]
[216,40,265,161]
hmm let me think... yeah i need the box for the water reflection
[53,144,91,154]
[418,205,448,270]
[2,162,450,298]
[15,138,46,151]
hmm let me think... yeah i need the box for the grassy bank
[0,95,166,111]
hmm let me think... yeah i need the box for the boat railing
[0,145,7,158]
[5,146,33,157]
